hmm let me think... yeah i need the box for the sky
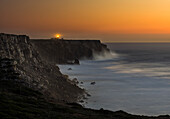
[1,0,170,42]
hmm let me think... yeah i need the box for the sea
[58,43,170,116]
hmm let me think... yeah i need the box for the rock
[72,78,79,84]
[83,97,88,100]
[63,74,69,79]
[74,59,80,65]
[80,81,83,84]
[91,82,96,85]
[66,103,83,108]
[79,100,84,103]
[68,68,72,70]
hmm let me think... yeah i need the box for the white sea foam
[92,50,119,60]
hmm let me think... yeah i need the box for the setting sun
[55,34,61,39]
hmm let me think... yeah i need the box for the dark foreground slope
[1,80,169,119]
[31,39,109,64]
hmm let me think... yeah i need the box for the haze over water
[59,43,170,116]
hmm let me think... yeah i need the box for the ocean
[58,43,170,116]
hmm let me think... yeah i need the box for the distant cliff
[0,33,84,102]
[31,39,110,64]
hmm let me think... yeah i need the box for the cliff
[31,39,110,64]
[0,33,84,102]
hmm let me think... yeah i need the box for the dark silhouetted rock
[79,100,84,103]
[68,68,72,70]
[74,59,80,64]
[72,78,79,84]
[91,82,96,85]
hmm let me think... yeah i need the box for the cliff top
[31,38,101,43]
[0,33,28,38]
[0,33,101,43]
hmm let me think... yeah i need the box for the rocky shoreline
[0,58,169,119]
[0,33,170,119]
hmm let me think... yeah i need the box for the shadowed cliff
[31,39,110,64]
[0,33,84,102]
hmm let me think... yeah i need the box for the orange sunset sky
[1,0,170,42]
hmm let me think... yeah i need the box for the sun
[55,34,61,39]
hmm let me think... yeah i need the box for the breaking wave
[92,50,119,60]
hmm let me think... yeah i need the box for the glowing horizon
[1,0,170,42]
[55,34,61,39]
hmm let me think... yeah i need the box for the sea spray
[92,50,119,60]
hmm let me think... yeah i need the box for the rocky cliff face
[31,39,110,64]
[0,33,84,102]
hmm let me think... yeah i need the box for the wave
[92,50,119,61]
